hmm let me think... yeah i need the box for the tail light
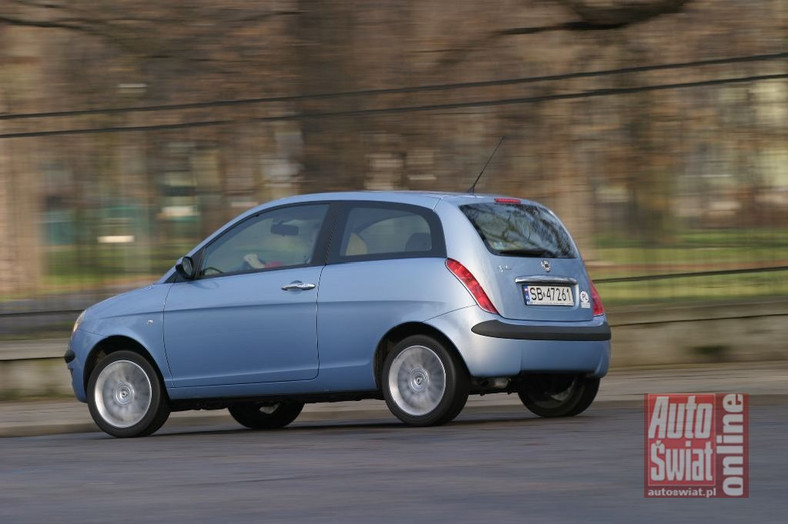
[590,280,605,316]
[446,259,499,315]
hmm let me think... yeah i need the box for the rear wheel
[382,335,469,426]
[228,402,304,429]
[518,375,600,418]
[87,350,170,438]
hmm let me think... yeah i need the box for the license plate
[524,285,574,306]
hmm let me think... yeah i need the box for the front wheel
[518,375,600,418]
[382,335,469,426]
[87,350,170,437]
[228,402,304,429]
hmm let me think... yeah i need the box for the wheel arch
[83,336,168,398]
[373,322,469,389]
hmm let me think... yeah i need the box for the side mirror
[175,256,196,280]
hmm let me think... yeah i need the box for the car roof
[247,190,541,213]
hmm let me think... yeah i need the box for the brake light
[446,259,499,314]
[494,197,521,204]
[590,280,605,316]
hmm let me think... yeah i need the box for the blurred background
[0,0,786,344]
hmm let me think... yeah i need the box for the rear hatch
[460,199,594,322]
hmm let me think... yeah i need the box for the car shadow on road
[140,409,602,439]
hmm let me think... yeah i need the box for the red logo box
[644,393,748,498]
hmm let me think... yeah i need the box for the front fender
[68,284,173,399]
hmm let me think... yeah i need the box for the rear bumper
[427,307,611,378]
[471,319,611,341]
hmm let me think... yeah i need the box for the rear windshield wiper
[495,248,558,258]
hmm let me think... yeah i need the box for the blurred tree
[0,0,784,292]
[293,0,365,191]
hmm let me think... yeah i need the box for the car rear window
[460,202,578,258]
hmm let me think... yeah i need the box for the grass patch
[595,270,788,306]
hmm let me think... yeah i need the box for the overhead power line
[0,51,785,122]
[0,71,785,139]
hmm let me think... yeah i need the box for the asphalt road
[1,402,785,524]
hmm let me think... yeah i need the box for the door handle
[281,281,316,291]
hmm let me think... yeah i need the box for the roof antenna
[467,136,505,194]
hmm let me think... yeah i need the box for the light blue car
[65,191,611,437]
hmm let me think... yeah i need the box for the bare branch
[556,0,693,26]
[0,14,95,35]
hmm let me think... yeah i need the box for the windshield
[460,202,578,258]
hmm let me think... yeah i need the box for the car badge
[580,291,591,308]
[541,260,551,272]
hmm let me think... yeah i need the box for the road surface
[1,402,785,523]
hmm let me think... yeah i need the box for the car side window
[199,204,328,277]
[336,204,443,261]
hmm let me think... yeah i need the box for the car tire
[87,350,170,438]
[517,375,600,418]
[228,402,304,430]
[382,335,469,427]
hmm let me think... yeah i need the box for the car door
[163,203,330,387]
[316,202,450,390]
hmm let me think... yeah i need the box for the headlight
[72,310,86,334]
